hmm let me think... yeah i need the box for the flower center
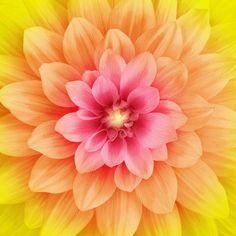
[107,109,129,128]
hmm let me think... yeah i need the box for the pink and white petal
[0,80,65,126]
[101,138,126,167]
[94,29,135,66]
[110,0,156,41]
[73,167,116,211]
[40,62,80,107]
[28,120,78,159]
[166,131,202,168]
[41,192,93,236]
[55,112,100,142]
[96,190,142,236]
[77,109,101,121]
[114,164,141,192]
[24,27,65,76]
[135,22,182,59]
[66,80,102,111]
[85,130,107,152]
[134,113,177,149]
[178,9,210,56]
[92,76,119,106]
[153,57,188,99]
[120,52,157,98]
[63,17,103,74]
[127,86,159,114]
[0,114,37,157]
[152,145,168,161]
[136,163,177,214]
[125,138,154,179]
[29,156,76,193]
[82,70,99,87]
[175,161,229,218]
[155,100,187,129]
[98,49,126,88]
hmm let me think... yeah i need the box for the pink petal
[127,86,159,114]
[92,76,119,106]
[134,113,177,149]
[85,130,107,152]
[101,138,127,167]
[66,80,102,112]
[77,109,100,120]
[82,70,99,87]
[55,112,100,142]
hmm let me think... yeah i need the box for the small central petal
[107,109,129,128]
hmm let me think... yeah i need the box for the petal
[153,57,188,99]
[166,131,202,168]
[41,192,93,236]
[68,0,111,33]
[85,130,107,152]
[82,70,99,87]
[134,113,177,149]
[75,144,104,173]
[178,9,210,56]
[29,156,76,193]
[63,17,103,74]
[73,167,116,210]
[110,0,156,41]
[155,100,187,129]
[136,163,177,214]
[120,52,157,98]
[92,76,119,106]
[95,29,135,66]
[114,164,141,192]
[98,49,126,88]
[55,112,100,142]
[66,80,102,111]
[24,27,65,76]
[101,138,127,167]
[152,145,168,161]
[0,80,65,126]
[96,190,142,236]
[135,22,182,59]
[125,138,154,179]
[28,120,78,159]
[175,161,229,218]
[0,114,37,157]
[40,62,80,107]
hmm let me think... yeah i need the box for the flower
[0,0,236,235]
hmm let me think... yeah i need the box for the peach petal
[152,145,168,161]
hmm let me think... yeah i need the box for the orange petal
[96,190,142,236]
[135,22,183,59]
[73,167,116,211]
[41,192,93,236]
[136,163,177,214]
[110,0,156,41]
[63,17,103,75]
[0,80,66,126]
[178,9,210,56]
[68,0,111,33]
[28,120,78,159]
[175,161,229,218]
[24,27,65,76]
[0,114,37,157]
[29,156,76,193]
[166,131,202,168]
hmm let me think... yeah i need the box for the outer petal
[73,167,116,210]
[68,0,111,33]
[28,120,78,159]
[152,145,168,161]
[166,131,202,168]
[178,9,210,56]
[110,0,156,41]
[96,190,142,236]
[40,62,80,107]
[175,161,229,218]
[136,163,177,214]
[0,80,65,126]
[24,27,65,76]
[0,114,37,157]
[63,17,103,74]
[29,156,76,193]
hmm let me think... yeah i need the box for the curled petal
[85,130,107,152]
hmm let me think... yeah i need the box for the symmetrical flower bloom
[0,0,236,235]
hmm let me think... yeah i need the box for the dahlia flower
[0,0,236,235]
